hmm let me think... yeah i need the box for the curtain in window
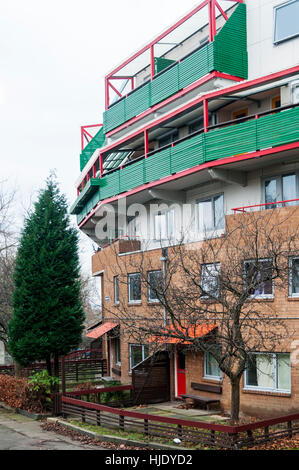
[277,354,291,391]
[256,354,275,389]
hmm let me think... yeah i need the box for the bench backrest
[191,382,222,394]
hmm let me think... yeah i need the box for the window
[154,209,175,240]
[244,259,273,298]
[115,337,121,365]
[204,349,222,380]
[201,263,220,299]
[289,257,299,297]
[233,108,248,120]
[245,353,291,392]
[189,117,204,134]
[129,344,149,370]
[158,130,178,149]
[272,96,281,109]
[128,273,141,303]
[148,270,163,302]
[127,216,139,238]
[114,276,119,304]
[274,0,299,44]
[197,194,224,234]
[264,173,298,208]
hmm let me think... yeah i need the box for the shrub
[0,371,58,413]
[28,370,59,411]
[0,375,30,410]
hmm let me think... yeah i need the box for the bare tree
[0,182,17,355]
[101,208,299,423]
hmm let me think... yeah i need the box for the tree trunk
[53,352,60,393]
[46,354,52,376]
[14,361,22,378]
[230,376,241,424]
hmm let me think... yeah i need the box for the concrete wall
[247,0,299,80]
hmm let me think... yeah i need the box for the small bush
[0,375,30,410]
[0,371,58,413]
[28,370,59,411]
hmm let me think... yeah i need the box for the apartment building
[72,0,299,417]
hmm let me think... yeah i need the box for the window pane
[247,354,275,389]
[148,270,162,301]
[130,345,143,368]
[282,174,297,205]
[201,264,220,298]
[205,352,221,378]
[277,354,291,391]
[114,276,119,303]
[155,213,167,239]
[198,199,213,232]
[245,260,273,296]
[129,274,141,301]
[246,355,258,386]
[265,179,277,208]
[274,1,299,43]
[214,194,224,229]
[167,210,175,239]
[291,258,299,294]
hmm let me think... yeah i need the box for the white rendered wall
[246,0,299,80]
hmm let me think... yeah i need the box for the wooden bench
[181,382,222,410]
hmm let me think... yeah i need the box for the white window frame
[274,0,299,45]
[129,344,149,371]
[196,193,225,235]
[244,352,291,393]
[115,337,121,366]
[263,172,299,208]
[148,270,162,303]
[114,275,119,305]
[154,209,175,241]
[243,259,274,300]
[201,263,221,300]
[204,351,222,381]
[289,256,299,298]
[128,273,141,304]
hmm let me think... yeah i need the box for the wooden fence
[0,349,107,383]
[58,387,299,449]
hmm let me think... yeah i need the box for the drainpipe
[160,247,168,327]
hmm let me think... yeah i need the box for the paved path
[0,409,102,450]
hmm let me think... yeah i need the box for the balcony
[72,103,299,225]
[103,2,247,134]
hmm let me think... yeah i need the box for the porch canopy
[149,324,217,345]
[86,322,119,339]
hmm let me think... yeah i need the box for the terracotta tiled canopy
[149,324,217,344]
[86,322,119,339]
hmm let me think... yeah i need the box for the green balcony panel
[171,133,205,173]
[80,126,106,172]
[155,56,176,75]
[126,82,151,121]
[213,3,248,79]
[102,4,248,133]
[151,63,180,106]
[145,147,172,183]
[75,107,299,224]
[119,159,145,193]
[179,44,214,89]
[70,178,102,215]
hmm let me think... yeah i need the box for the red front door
[176,349,186,397]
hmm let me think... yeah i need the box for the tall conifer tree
[8,174,85,376]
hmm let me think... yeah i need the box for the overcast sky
[0,0,200,273]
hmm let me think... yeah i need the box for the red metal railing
[232,199,299,214]
[60,388,299,449]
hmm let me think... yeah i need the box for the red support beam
[78,65,299,186]
[150,45,155,80]
[203,99,209,132]
[144,129,149,157]
[100,154,103,177]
